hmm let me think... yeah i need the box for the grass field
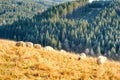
[0,39,120,80]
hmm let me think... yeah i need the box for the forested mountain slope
[0,0,75,26]
[0,0,47,25]
[0,0,120,60]
[33,0,76,6]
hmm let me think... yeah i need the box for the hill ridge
[0,39,120,80]
[0,0,120,60]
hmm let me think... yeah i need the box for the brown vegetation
[0,39,120,80]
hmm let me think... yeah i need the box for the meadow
[0,39,120,80]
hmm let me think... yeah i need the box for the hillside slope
[0,39,120,80]
[0,0,75,26]
[0,0,47,25]
[0,0,119,60]
[33,0,76,6]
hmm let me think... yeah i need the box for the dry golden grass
[0,39,120,80]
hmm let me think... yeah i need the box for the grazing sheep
[60,49,66,53]
[16,41,26,47]
[97,56,107,65]
[33,44,41,49]
[26,42,33,48]
[44,46,53,51]
[78,53,86,60]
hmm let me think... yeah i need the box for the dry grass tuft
[0,39,120,80]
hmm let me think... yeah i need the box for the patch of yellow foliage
[0,39,120,80]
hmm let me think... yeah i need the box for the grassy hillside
[0,39,120,80]
[0,0,119,60]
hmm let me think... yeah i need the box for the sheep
[97,56,107,65]
[26,42,33,48]
[16,41,26,47]
[60,49,66,53]
[33,44,41,49]
[44,46,53,51]
[78,53,86,60]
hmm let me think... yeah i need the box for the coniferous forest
[0,0,120,60]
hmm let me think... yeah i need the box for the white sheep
[60,49,66,53]
[33,44,41,49]
[44,46,53,51]
[16,41,26,47]
[78,53,86,60]
[26,42,33,48]
[97,56,107,65]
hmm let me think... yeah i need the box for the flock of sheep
[77,53,107,65]
[15,41,107,65]
[16,41,41,49]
